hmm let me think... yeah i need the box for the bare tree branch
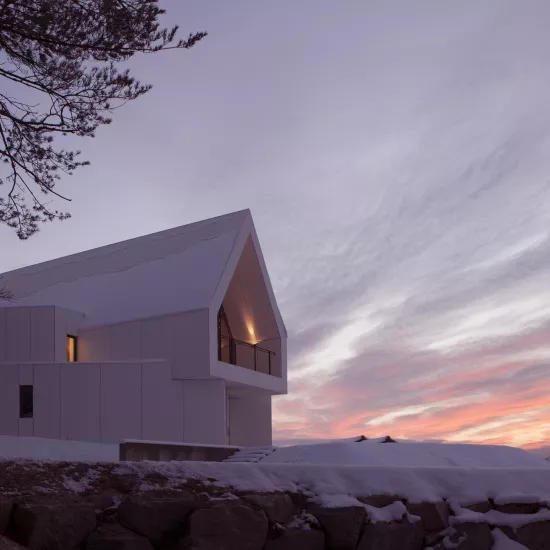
[0,278,14,300]
[0,0,206,239]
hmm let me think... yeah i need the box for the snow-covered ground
[0,435,118,462]
[262,438,550,468]
[0,434,547,471]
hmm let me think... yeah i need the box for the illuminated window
[67,335,77,362]
[19,385,33,419]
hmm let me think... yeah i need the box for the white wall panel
[182,379,227,445]
[229,395,272,446]
[100,363,141,443]
[79,327,111,361]
[6,308,31,362]
[18,363,33,385]
[54,307,85,362]
[30,307,55,362]
[0,364,18,435]
[142,316,173,362]
[61,363,100,441]
[174,310,210,379]
[110,321,142,361]
[34,364,61,439]
[142,362,183,442]
[18,418,33,437]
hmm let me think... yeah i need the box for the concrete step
[223,446,277,463]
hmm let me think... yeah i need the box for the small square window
[19,385,33,419]
[67,335,77,362]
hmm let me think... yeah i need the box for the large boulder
[184,502,268,550]
[265,529,325,550]
[461,502,491,514]
[0,498,14,534]
[515,520,550,550]
[308,504,366,550]
[86,522,153,550]
[406,501,449,532]
[493,502,541,515]
[12,502,96,550]
[242,493,294,524]
[0,535,27,549]
[435,523,492,550]
[118,492,196,542]
[357,520,423,550]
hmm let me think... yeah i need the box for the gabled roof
[0,210,265,328]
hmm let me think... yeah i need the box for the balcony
[218,335,275,376]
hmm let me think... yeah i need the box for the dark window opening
[217,306,235,364]
[67,335,77,362]
[19,385,33,419]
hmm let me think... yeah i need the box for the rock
[357,520,423,550]
[424,529,446,547]
[242,493,294,524]
[86,522,153,550]
[407,501,449,532]
[0,498,14,534]
[12,502,96,550]
[440,523,492,550]
[87,494,115,513]
[461,501,491,514]
[265,529,325,550]
[118,493,196,542]
[0,534,27,549]
[494,502,541,514]
[358,495,403,508]
[515,520,550,550]
[308,504,366,550]
[185,503,268,550]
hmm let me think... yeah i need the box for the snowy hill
[262,437,550,468]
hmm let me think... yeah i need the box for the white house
[0,210,287,447]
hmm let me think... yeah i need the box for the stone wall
[119,440,238,462]
[0,460,549,550]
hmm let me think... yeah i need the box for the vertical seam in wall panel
[53,308,56,362]
[31,363,34,437]
[140,361,143,440]
[60,364,63,439]
[184,380,189,442]
[99,363,103,442]
[17,363,20,436]
[28,308,31,363]
[140,321,143,440]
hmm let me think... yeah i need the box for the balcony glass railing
[218,335,275,375]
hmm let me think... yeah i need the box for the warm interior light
[245,318,258,345]
[66,335,77,362]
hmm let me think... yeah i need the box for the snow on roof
[260,439,550,468]
[0,210,250,327]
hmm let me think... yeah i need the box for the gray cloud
[2,0,550,447]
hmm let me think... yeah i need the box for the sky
[3,0,550,451]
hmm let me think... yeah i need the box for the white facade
[0,211,287,447]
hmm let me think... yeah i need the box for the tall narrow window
[67,335,77,362]
[19,385,33,419]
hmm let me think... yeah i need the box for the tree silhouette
[0,0,205,239]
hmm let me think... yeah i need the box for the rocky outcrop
[0,465,549,550]
[12,502,96,550]
[307,503,366,550]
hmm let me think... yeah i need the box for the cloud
[2,0,550,450]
